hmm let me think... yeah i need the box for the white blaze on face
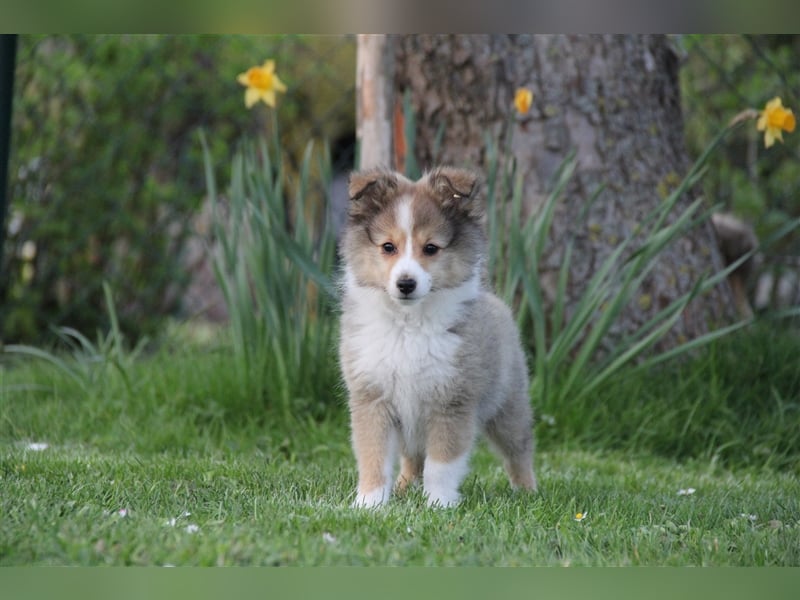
[389,199,432,301]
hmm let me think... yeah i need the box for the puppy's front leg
[350,398,397,508]
[423,407,477,508]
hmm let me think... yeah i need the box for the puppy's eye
[423,243,440,256]
[382,242,396,254]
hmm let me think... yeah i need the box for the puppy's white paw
[423,454,470,509]
[352,487,390,509]
[425,489,461,508]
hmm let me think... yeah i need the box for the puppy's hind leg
[485,401,537,492]
[395,453,423,494]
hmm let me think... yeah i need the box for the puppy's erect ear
[428,167,483,221]
[347,168,398,222]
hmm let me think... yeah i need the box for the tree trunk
[385,34,736,351]
[355,34,395,169]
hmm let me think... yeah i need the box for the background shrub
[2,34,355,343]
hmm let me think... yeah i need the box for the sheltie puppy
[339,166,536,508]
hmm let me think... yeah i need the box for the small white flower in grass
[322,532,337,544]
[26,442,49,451]
[165,511,192,527]
[740,513,757,522]
[117,508,128,518]
[677,487,696,496]
[574,511,587,522]
[185,524,200,534]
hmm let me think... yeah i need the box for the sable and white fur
[339,166,536,508]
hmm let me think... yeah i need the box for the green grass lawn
[1,325,799,566]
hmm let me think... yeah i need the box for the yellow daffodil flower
[237,60,287,109]
[757,97,795,148]
[514,87,533,115]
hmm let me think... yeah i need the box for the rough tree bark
[365,34,736,351]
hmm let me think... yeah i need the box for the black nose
[396,278,417,296]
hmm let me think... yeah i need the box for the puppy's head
[343,166,485,304]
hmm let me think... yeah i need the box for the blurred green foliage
[679,34,800,247]
[2,34,354,343]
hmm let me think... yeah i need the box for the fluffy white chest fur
[343,268,478,449]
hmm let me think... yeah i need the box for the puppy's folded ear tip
[348,168,397,200]
[427,166,485,221]
[430,167,480,198]
[430,167,482,202]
